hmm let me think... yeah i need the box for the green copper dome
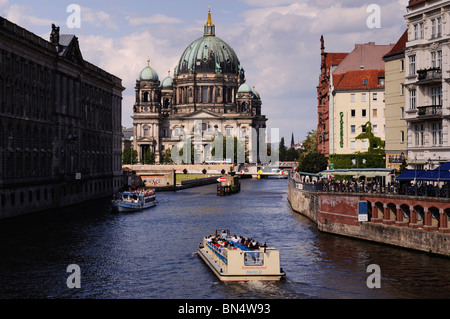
[238,82,253,93]
[175,9,243,76]
[139,62,159,82]
[161,74,173,88]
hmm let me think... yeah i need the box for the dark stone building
[0,18,124,219]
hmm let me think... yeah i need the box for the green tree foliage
[298,152,328,173]
[285,147,300,161]
[122,147,138,164]
[142,148,156,164]
[355,121,385,154]
[161,148,173,164]
[278,137,287,161]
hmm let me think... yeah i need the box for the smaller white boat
[198,230,286,281]
[113,189,156,212]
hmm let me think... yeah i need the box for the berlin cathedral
[132,7,268,163]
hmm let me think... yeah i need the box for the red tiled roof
[333,69,385,91]
[325,52,348,69]
[383,30,407,59]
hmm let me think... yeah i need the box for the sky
[0,0,409,144]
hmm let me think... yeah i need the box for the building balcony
[417,105,442,118]
[416,68,442,84]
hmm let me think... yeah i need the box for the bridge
[236,162,297,178]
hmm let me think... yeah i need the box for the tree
[210,136,248,163]
[161,148,173,164]
[142,148,156,164]
[297,129,319,166]
[279,137,287,161]
[302,130,318,154]
[298,152,328,173]
[122,147,138,164]
[285,147,300,161]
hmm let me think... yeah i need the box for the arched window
[143,92,149,102]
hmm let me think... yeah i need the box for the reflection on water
[0,178,449,299]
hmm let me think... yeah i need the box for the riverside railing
[288,176,449,198]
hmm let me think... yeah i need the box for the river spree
[0,178,449,299]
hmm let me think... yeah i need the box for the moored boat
[112,189,156,212]
[198,229,286,281]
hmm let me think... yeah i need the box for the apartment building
[404,0,450,169]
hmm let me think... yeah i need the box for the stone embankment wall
[287,182,450,257]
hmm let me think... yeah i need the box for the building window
[351,125,356,133]
[373,109,378,118]
[350,93,356,102]
[400,84,404,96]
[410,89,416,110]
[432,123,438,145]
[432,18,436,37]
[438,17,442,37]
[438,123,443,145]
[361,93,367,102]
[361,140,367,149]
[432,86,442,105]
[362,109,367,117]
[414,24,419,40]
[400,59,404,72]
[378,78,385,86]
[351,109,356,117]
[400,130,405,144]
[361,125,367,133]
[373,93,378,101]
[414,125,420,146]
[400,107,405,119]
[350,140,356,150]
[420,124,424,145]
[409,55,416,75]
[373,125,378,133]
[420,22,424,39]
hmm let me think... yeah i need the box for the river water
[0,178,449,299]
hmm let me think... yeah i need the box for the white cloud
[4,4,54,28]
[79,0,407,139]
[80,6,119,31]
[126,13,183,26]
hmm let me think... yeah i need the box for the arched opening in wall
[375,202,384,219]
[429,207,440,228]
[143,92,149,103]
[366,201,372,220]
[400,204,410,223]
[163,98,170,109]
[414,205,425,226]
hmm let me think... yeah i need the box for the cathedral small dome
[238,82,253,93]
[161,73,173,89]
[139,60,159,82]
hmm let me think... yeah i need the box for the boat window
[244,252,264,266]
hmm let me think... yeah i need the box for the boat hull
[116,196,156,212]
[198,246,286,282]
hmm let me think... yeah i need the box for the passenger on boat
[220,230,228,240]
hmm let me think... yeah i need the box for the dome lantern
[204,2,215,36]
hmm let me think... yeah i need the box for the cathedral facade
[132,9,267,164]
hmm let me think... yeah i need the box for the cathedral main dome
[175,8,243,76]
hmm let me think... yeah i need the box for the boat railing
[206,241,228,265]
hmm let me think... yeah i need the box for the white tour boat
[198,230,286,281]
[112,189,156,212]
